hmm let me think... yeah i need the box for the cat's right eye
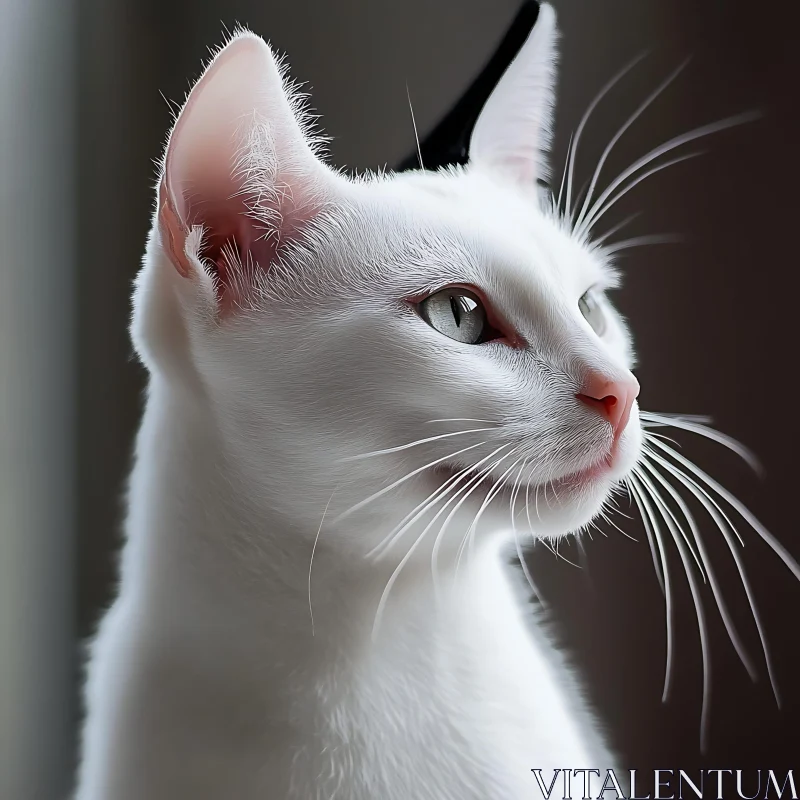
[417,288,502,345]
[579,287,607,337]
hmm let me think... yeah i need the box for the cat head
[134,4,642,560]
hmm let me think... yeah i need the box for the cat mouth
[551,456,614,489]
[433,455,614,497]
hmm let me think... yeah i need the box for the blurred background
[1,0,798,797]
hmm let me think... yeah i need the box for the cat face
[136,4,642,556]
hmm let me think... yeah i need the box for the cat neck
[123,375,519,673]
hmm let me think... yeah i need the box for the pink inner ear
[159,164,314,308]
[156,33,325,306]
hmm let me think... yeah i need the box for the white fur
[75,8,642,798]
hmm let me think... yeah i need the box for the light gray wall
[0,1,76,798]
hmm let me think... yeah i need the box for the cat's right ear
[467,3,558,186]
[157,31,333,306]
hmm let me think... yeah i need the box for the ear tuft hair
[157,30,335,310]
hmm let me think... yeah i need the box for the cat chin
[521,445,642,538]
[515,473,622,539]
[485,439,642,540]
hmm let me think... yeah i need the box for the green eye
[419,288,489,344]
[579,288,607,336]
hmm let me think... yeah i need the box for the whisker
[644,430,683,449]
[601,233,683,256]
[308,486,339,636]
[606,494,635,521]
[552,538,581,569]
[644,431,743,548]
[556,132,574,215]
[576,535,595,591]
[509,458,545,605]
[569,178,592,228]
[592,211,643,247]
[533,477,542,522]
[340,426,496,463]
[515,534,544,607]
[372,454,514,640]
[370,443,513,560]
[647,445,781,707]
[543,479,555,511]
[539,539,560,560]
[641,412,711,427]
[636,465,708,582]
[627,476,665,594]
[424,418,499,425]
[332,440,488,523]
[460,453,526,571]
[640,411,762,475]
[367,462,471,561]
[509,460,527,522]
[598,506,638,541]
[372,455,510,640]
[642,454,758,681]
[406,84,424,170]
[555,537,580,569]
[372,525,435,642]
[524,470,537,533]
[431,451,516,591]
[649,441,746,548]
[628,472,675,699]
[646,436,800,585]
[578,151,703,238]
[575,58,690,230]
[510,460,546,606]
[577,109,760,236]
[635,465,713,752]
[564,52,649,223]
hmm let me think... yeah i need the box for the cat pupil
[449,294,479,328]
[450,295,462,327]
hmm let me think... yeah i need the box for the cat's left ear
[157,31,335,306]
[468,3,558,185]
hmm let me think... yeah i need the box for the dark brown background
[22,0,800,795]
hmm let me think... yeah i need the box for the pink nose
[576,372,640,440]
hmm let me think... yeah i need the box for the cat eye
[579,287,607,337]
[418,287,500,345]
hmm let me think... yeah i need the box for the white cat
[74,5,791,799]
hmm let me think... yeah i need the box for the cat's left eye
[579,288,607,337]
[417,288,501,345]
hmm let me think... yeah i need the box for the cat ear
[468,3,558,185]
[158,31,331,303]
